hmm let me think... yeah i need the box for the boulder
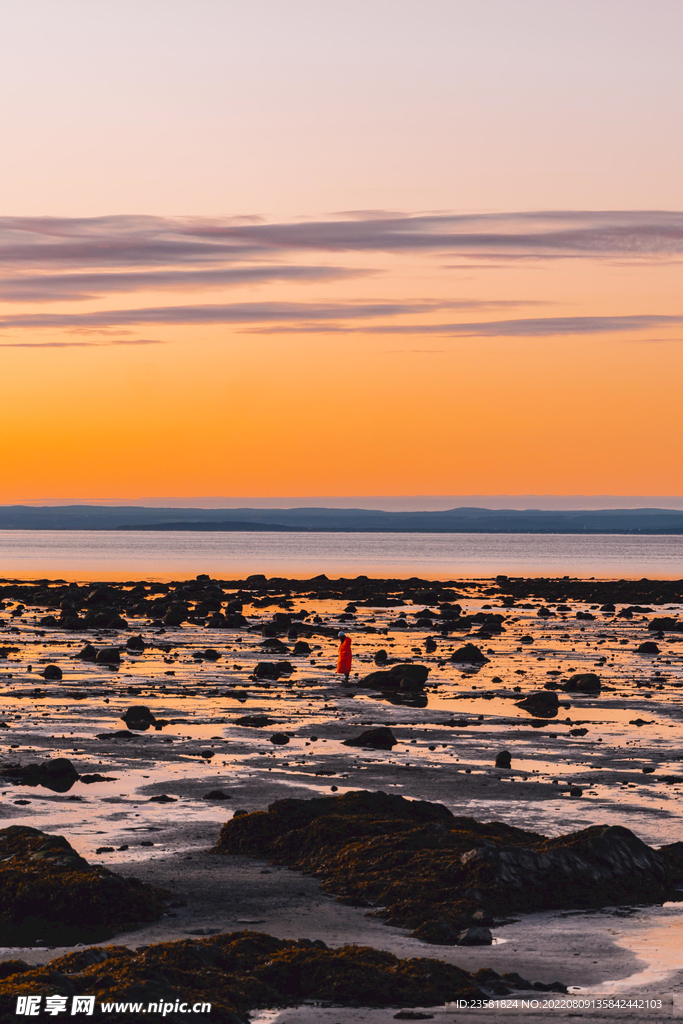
[360,664,430,691]
[456,926,493,946]
[637,642,660,654]
[515,690,560,718]
[563,673,601,694]
[343,727,397,750]
[126,635,146,652]
[95,648,120,667]
[76,644,97,661]
[649,617,680,632]
[450,645,489,665]
[121,706,156,731]
[494,751,512,769]
[41,665,62,681]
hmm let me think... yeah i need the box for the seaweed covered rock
[0,826,169,946]
[214,791,673,944]
[0,932,492,1023]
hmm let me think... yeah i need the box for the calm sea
[0,530,682,582]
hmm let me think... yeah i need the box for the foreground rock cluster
[0,826,170,946]
[0,929,569,1024]
[216,790,683,945]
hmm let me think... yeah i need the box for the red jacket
[337,636,352,674]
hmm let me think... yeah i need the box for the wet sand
[1,574,682,1017]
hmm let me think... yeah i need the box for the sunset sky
[2,0,682,501]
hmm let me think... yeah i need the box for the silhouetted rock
[41,665,62,680]
[121,706,156,731]
[563,673,601,693]
[360,664,430,692]
[95,648,120,667]
[450,644,489,665]
[343,728,398,750]
[515,691,559,717]
[494,751,512,769]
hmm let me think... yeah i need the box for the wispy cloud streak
[0,211,681,274]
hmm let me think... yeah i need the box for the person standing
[336,630,352,682]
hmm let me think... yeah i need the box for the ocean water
[1,529,683,581]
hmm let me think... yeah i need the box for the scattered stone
[637,642,660,654]
[494,751,512,769]
[41,665,62,680]
[269,733,290,745]
[203,790,232,800]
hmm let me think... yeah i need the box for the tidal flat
[0,573,682,1021]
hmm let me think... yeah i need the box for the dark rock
[269,733,290,745]
[261,639,290,653]
[126,635,146,652]
[0,929,486,1018]
[216,790,673,945]
[148,795,176,804]
[515,691,559,717]
[563,673,601,693]
[1,759,79,793]
[41,665,62,680]
[0,825,168,946]
[76,644,97,661]
[292,641,312,655]
[360,664,430,692]
[637,641,660,654]
[649,617,680,632]
[343,728,397,750]
[95,648,120,667]
[456,926,493,946]
[254,662,293,679]
[450,644,489,665]
[121,706,156,731]
[203,790,232,800]
[374,650,388,665]
[494,751,512,769]
[235,715,276,728]
[576,611,595,621]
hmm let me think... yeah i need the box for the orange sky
[1,1,682,501]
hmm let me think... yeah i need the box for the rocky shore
[0,572,682,1018]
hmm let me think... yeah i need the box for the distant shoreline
[4,505,683,534]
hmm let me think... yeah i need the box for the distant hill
[2,504,683,533]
